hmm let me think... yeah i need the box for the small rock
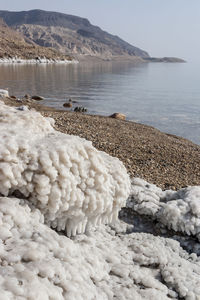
[109,113,126,120]
[10,95,17,99]
[63,102,72,108]
[31,95,44,101]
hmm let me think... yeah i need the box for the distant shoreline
[69,54,186,63]
[0,55,185,64]
[144,57,186,63]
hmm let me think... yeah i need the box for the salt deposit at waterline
[0,57,78,64]
[0,101,200,299]
[0,89,9,97]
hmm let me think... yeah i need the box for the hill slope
[0,18,72,60]
[0,9,150,60]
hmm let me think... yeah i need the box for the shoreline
[0,57,79,64]
[1,96,200,190]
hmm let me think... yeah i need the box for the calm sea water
[0,61,199,145]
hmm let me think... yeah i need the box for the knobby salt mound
[0,101,130,237]
[1,101,200,299]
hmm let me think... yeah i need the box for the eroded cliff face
[0,9,150,60]
[0,18,72,60]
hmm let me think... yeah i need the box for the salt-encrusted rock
[127,178,200,241]
[0,196,200,300]
[160,186,200,236]
[0,101,130,236]
[0,89,9,97]
[74,106,87,112]
[127,178,163,216]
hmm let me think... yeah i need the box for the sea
[0,61,199,145]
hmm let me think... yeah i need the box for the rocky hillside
[0,18,72,60]
[0,9,150,60]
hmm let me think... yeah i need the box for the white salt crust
[0,57,78,64]
[0,89,9,97]
[128,178,200,240]
[0,101,130,236]
[1,197,200,300]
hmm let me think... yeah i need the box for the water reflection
[0,61,199,144]
[0,61,147,101]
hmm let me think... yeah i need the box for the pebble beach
[2,96,200,190]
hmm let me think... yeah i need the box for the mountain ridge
[0,9,150,59]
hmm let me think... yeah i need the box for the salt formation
[1,100,200,299]
[1,196,200,300]
[0,89,9,97]
[0,57,78,64]
[0,101,130,236]
[127,178,200,241]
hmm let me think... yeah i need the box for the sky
[0,0,199,61]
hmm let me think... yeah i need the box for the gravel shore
[2,97,200,190]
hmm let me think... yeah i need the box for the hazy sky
[0,0,199,61]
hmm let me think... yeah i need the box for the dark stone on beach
[109,113,126,120]
[31,95,44,101]
[63,102,72,108]
[10,95,17,99]
[74,106,87,112]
